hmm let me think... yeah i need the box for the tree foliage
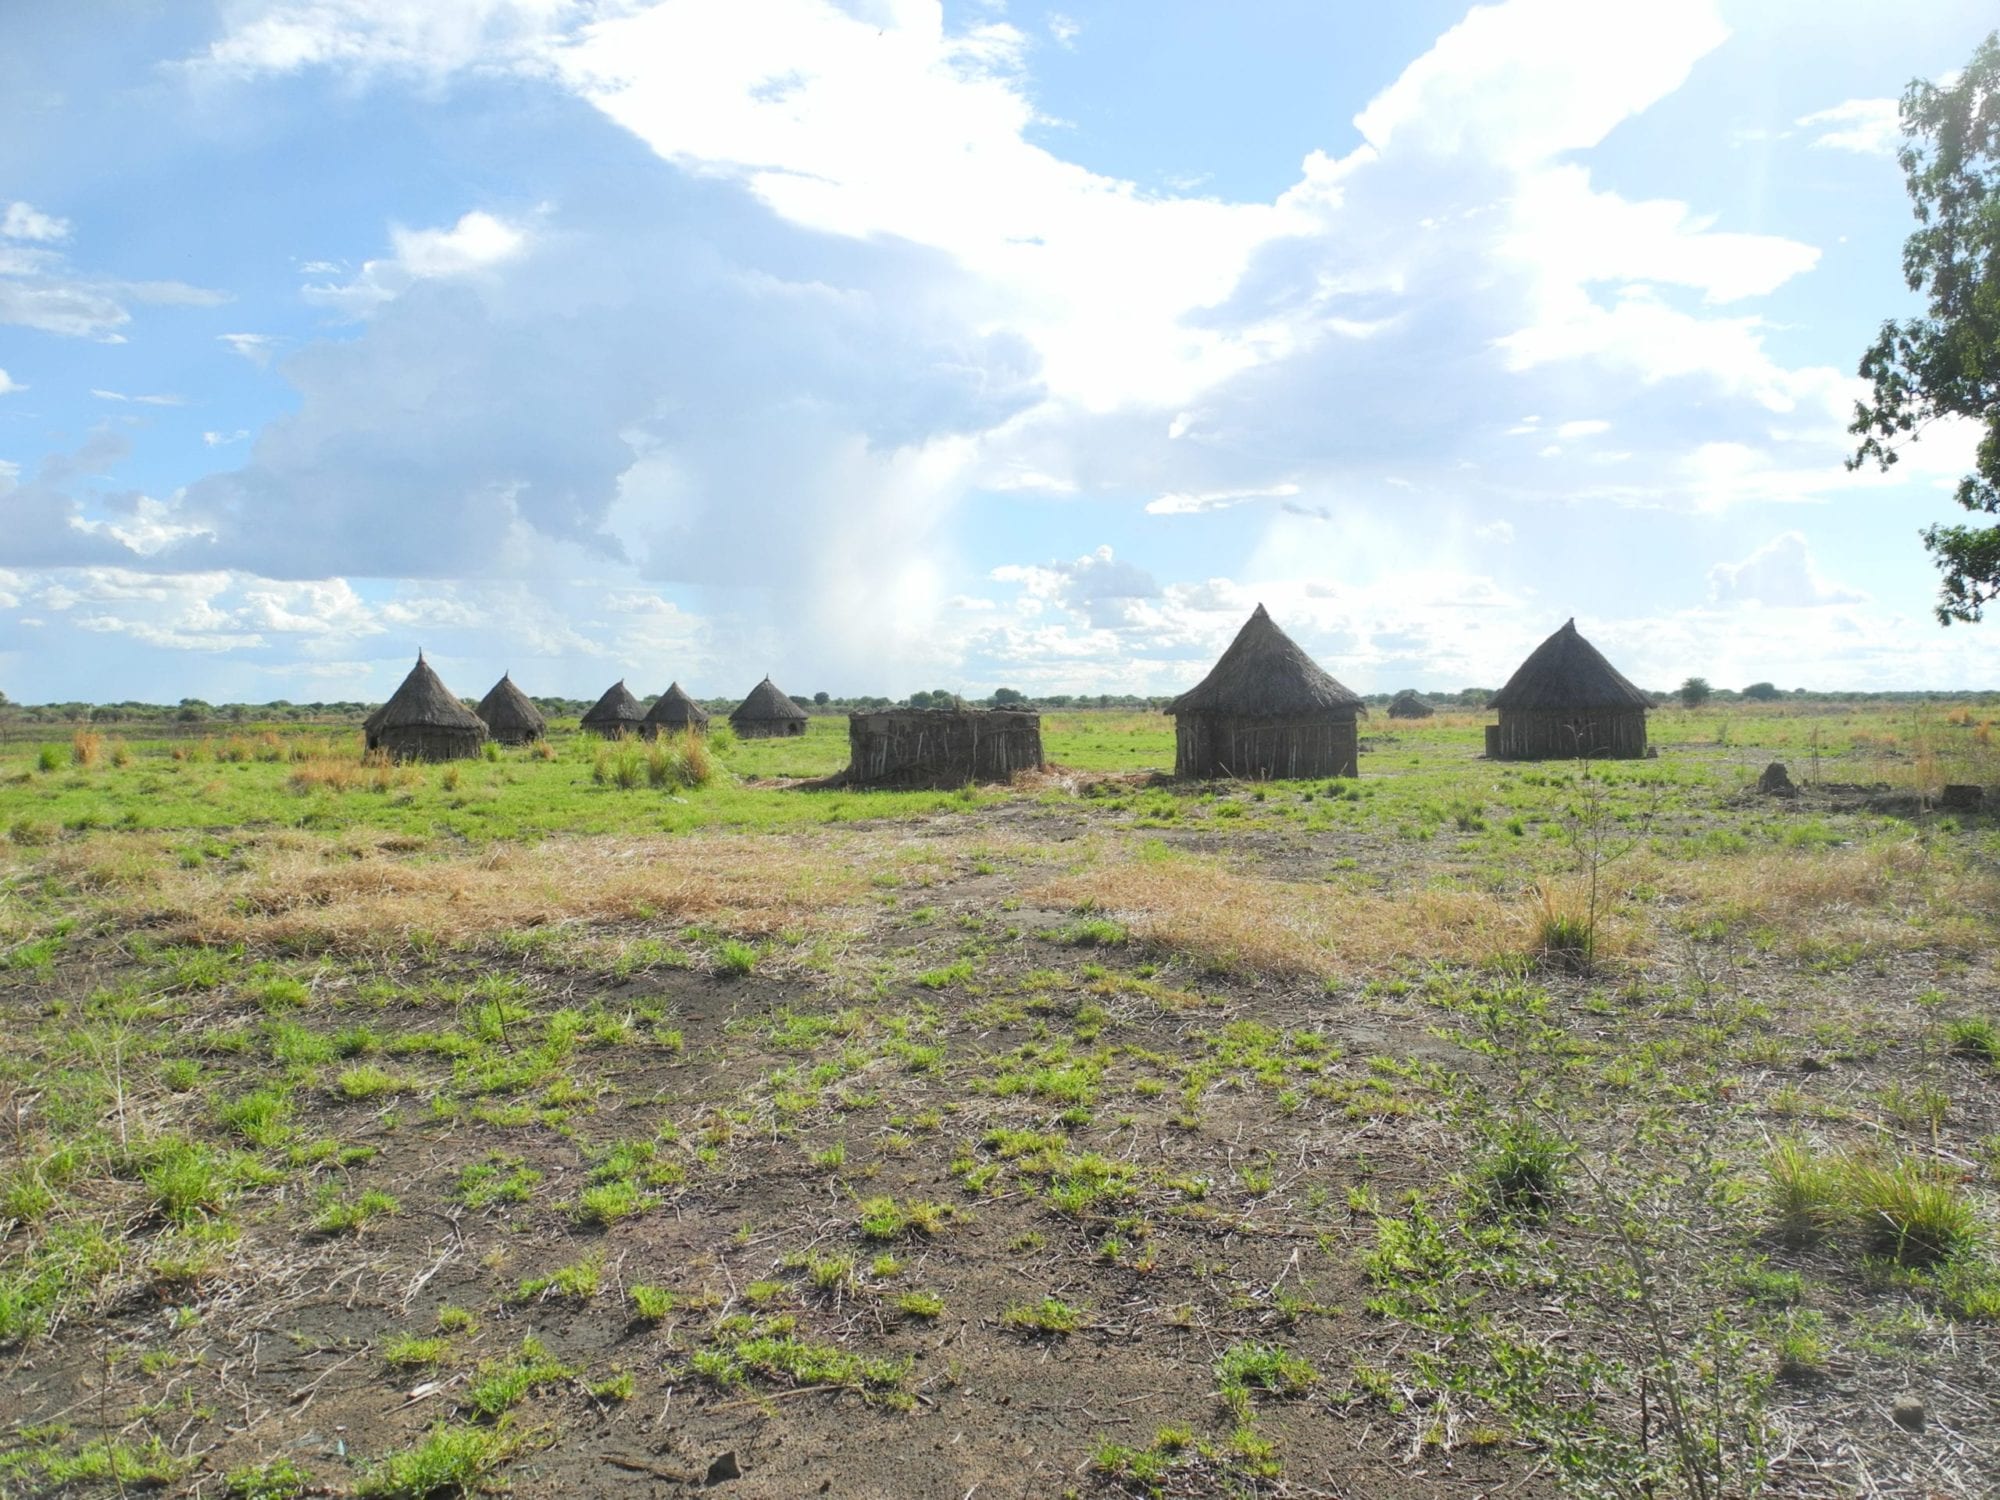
[1849,31,2000,623]
[1679,677,1712,709]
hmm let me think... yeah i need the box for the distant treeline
[0,682,1994,728]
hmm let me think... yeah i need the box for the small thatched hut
[476,673,547,745]
[846,707,1043,788]
[643,681,711,739]
[730,677,809,738]
[1485,618,1650,760]
[581,680,647,739]
[1166,604,1365,780]
[1387,690,1434,720]
[365,654,487,762]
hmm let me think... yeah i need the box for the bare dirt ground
[4,748,1999,1498]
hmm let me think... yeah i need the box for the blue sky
[2,0,1995,705]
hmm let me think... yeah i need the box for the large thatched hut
[643,681,711,740]
[1485,618,1650,760]
[730,677,809,738]
[1387,689,1434,720]
[581,680,647,739]
[365,654,487,762]
[846,707,1043,788]
[476,673,547,745]
[1166,604,1365,779]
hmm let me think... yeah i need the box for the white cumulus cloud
[1708,531,1866,607]
[1797,98,1900,157]
[2,201,70,242]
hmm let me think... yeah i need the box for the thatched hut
[476,673,547,745]
[1387,690,1434,720]
[730,677,809,739]
[846,707,1043,788]
[1485,618,1650,760]
[1166,604,1365,780]
[365,654,487,762]
[643,681,711,739]
[581,680,647,739]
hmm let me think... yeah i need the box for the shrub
[35,746,61,773]
[70,731,103,768]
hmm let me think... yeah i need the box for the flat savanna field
[2,705,1999,1499]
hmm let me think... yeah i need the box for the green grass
[383,1333,451,1368]
[689,1326,911,1399]
[465,1336,576,1419]
[0,719,1039,841]
[224,1457,312,1499]
[1215,1342,1320,1406]
[1766,1140,1846,1247]
[1946,1016,1999,1066]
[629,1284,675,1322]
[142,1139,238,1223]
[1767,1142,1984,1266]
[452,1154,543,1210]
[1000,1296,1085,1335]
[856,1195,955,1240]
[358,1424,517,1497]
[314,1188,400,1235]
[516,1257,602,1302]
[1477,1118,1567,1217]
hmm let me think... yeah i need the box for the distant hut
[581,680,647,739]
[1485,618,1650,760]
[1387,690,1435,720]
[476,673,547,746]
[643,682,711,740]
[364,653,487,762]
[730,677,809,739]
[1166,604,1366,780]
[846,707,1043,788]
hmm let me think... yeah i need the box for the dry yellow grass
[1031,832,1999,979]
[36,829,881,954]
[1032,850,1545,978]
[1643,839,2000,952]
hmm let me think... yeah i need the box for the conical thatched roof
[581,680,647,729]
[367,654,485,734]
[645,681,710,729]
[1488,619,1651,711]
[476,673,547,738]
[731,677,809,723]
[1167,605,1364,718]
[1387,689,1434,719]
